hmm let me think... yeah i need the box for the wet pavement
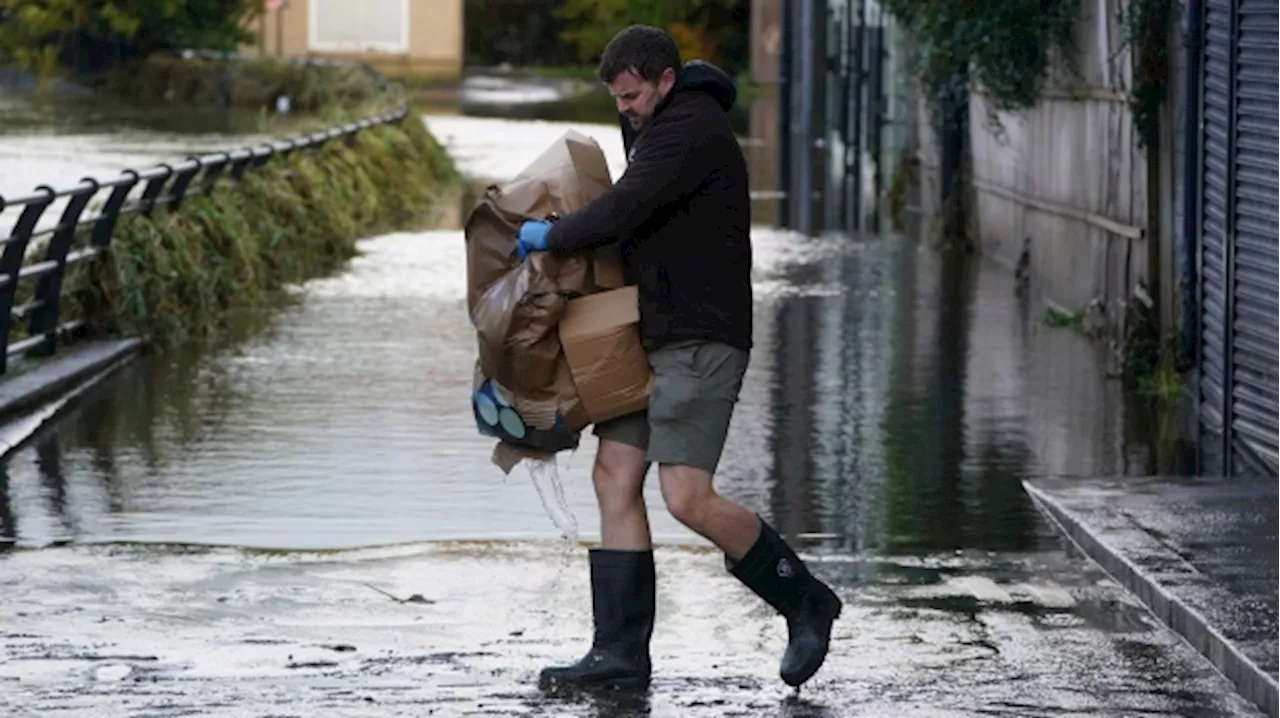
[0,85,1260,716]
[0,540,1268,717]
[1027,475,1279,714]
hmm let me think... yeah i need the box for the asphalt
[1026,475,1279,717]
[0,538,1268,717]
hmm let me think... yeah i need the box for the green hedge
[94,54,399,115]
[79,107,457,343]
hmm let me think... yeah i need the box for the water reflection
[741,230,1044,557]
[0,90,273,137]
[422,74,751,135]
[0,108,1177,556]
[0,223,1043,554]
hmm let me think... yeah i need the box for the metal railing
[0,106,410,376]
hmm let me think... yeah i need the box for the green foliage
[461,0,748,74]
[1119,283,1180,399]
[1042,306,1085,328]
[555,0,748,69]
[883,146,919,233]
[124,0,257,53]
[462,0,581,67]
[94,54,398,115]
[0,0,259,85]
[882,0,1081,112]
[69,108,458,344]
[1117,0,1174,149]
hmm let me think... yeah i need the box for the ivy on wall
[879,0,1082,112]
[1118,0,1175,149]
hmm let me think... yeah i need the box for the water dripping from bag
[523,457,578,559]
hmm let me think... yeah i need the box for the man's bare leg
[593,439,651,549]
[538,438,655,692]
[658,462,842,688]
[655,463,758,559]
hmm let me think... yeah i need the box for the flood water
[1,79,1247,718]
[0,84,1179,552]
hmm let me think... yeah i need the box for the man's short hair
[598,25,682,85]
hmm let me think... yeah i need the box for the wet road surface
[0,540,1266,717]
[0,97,1252,715]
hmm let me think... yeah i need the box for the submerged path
[0,113,1261,717]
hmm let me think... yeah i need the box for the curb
[0,338,142,460]
[1024,481,1279,718]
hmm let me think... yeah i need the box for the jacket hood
[617,60,738,159]
[673,60,737,112]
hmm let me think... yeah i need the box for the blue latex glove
[516,220,551,261]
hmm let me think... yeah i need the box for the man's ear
[659,66,677,95]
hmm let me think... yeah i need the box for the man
[515,25,842,692]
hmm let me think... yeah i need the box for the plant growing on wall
[879,0,1081,243]
[1117,0,1174,149]
[880,0,1081,112]
[1115,0,1175,389]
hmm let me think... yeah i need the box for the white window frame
[307,0,411,54]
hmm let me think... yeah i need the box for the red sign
[265,0,283,10]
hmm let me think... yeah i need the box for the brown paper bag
[464,131,623,470]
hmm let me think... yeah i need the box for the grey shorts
[592,339,749,475]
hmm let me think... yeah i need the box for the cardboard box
[465,129,653,469]
[558,285,652,423]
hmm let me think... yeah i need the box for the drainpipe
[778,0,793,229]
[1179,0,1202,372]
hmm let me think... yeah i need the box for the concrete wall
[249,0,463,78]
[968,0,1147,339]
[911,0,1186,343]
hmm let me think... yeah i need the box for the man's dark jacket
[544,60,753,353]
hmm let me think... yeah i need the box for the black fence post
[28,179,99,357]
[251,144,276,171]
[0,188,56,374]
[0,106,408,375]
[197,152,232,195]
[228,149,256,180]
[165,158,204,212]
[139,165,174,217]
[89,171,141,250]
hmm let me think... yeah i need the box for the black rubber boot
[726,516,842,687]
[538,548,656,693]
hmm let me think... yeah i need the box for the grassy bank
[93,54,401,118]
[66,107,457,345]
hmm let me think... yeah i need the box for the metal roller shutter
[1197,0,1233,470]
[1228,0,1278,474]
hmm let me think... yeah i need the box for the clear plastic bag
[523,456,578,552]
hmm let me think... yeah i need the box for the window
[309,0,409,54]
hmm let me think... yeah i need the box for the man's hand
[516,220,550,261]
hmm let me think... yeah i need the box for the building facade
[249,0,463,79]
